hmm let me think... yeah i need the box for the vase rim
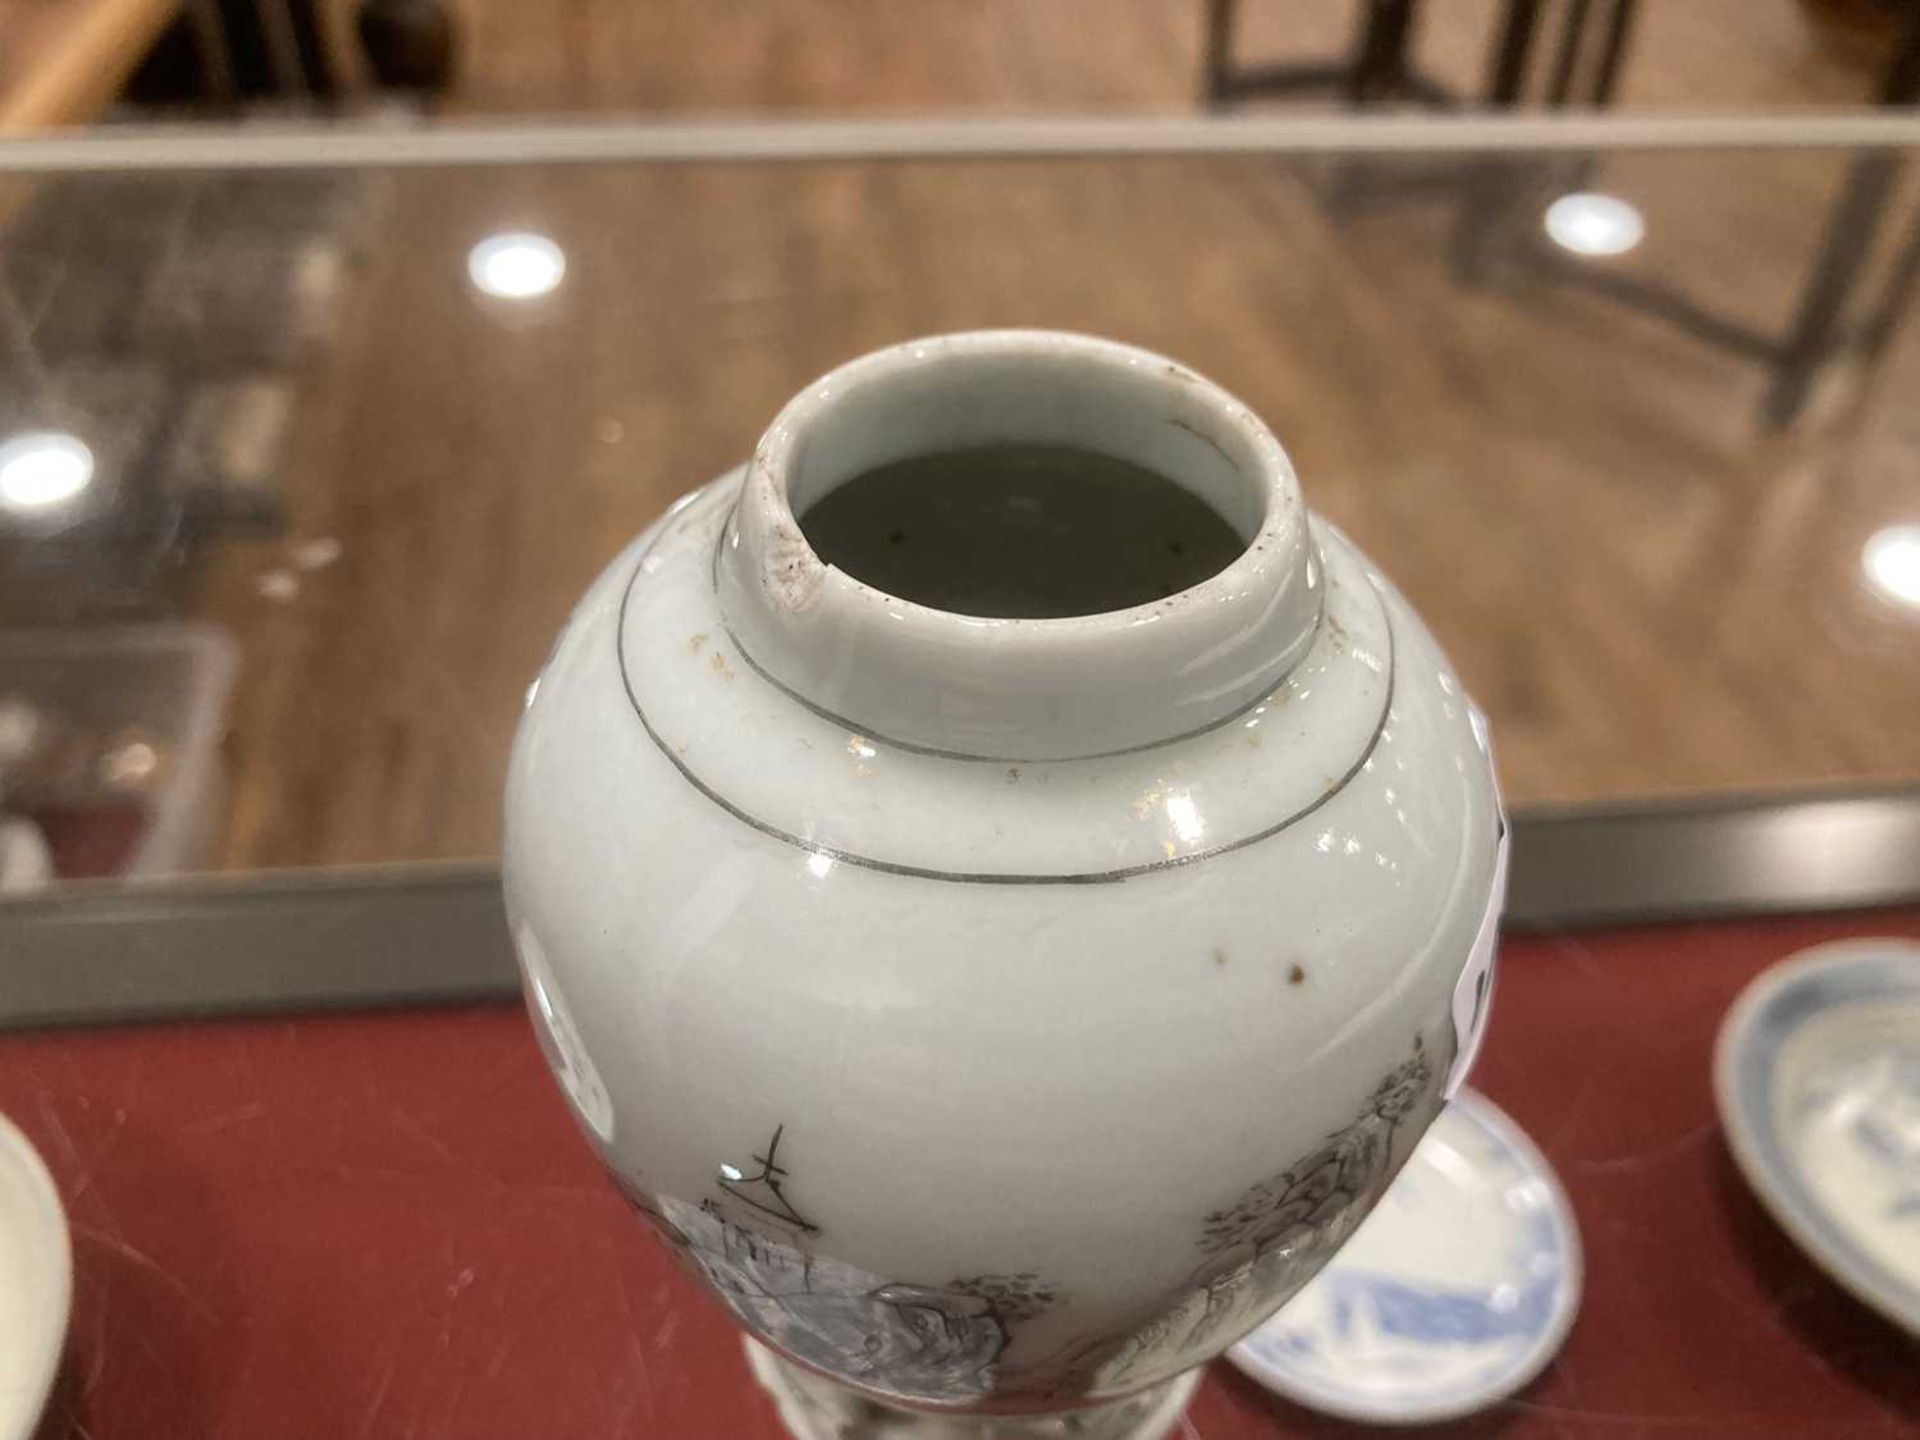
[715,330,1324,761]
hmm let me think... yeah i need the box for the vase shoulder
[604,469,1399,882]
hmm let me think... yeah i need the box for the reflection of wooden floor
[177,147,1920,872]
[442,0,1892,116]
[168,1,1915,872]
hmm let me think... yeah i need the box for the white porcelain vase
[504,331,1505,1438]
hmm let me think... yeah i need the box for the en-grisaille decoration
[505,331,1505,1438]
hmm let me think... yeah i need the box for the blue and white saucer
[1227,1088,1581,1425]
[1715,938,1920,1336]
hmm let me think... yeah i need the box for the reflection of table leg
[1588,0,1638,106]
[1567,0,1638,191]
[1459,1,1913,426]
[1763,151,1907,425]
[357,0,458,94]
[1199,0,1451,108]
[1763,6,1919,425]
[1485,0,1543,104]
[1544,0,1593,101]
[254,0,312,98]
[1451,0,1544,284]
[1541,0,1638,111]
[184,0,238,102]
[1854,210,1920,376]
[1347,0,1417,106]
[0,268,50,396]
[1200,0,1232,106]
[1450,0,1639,282]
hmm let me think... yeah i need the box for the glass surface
[0,136,1916,882]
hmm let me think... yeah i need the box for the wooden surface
[154,147,1920,873]
[0,0,177,132]
[441,0,1894,116]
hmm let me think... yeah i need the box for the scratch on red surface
[1502,1398,1718,1429]
[1546,1345,1595,1438]
[67,1116,128,1204]
[479,1333,514,1384]
[609,1254,659,1423]
[1543,931,1608,979]
[654,1310,681,1352]
[181,1101,269,1136]
[33,1090,82,1170]
[385,1104,509,1189]
[358,1358,398,1437]
[78,1320,109,1399]
[71,1222,214,1321]
[1574,1119,1718,1175]
[464,1052,531,1100]
[387,1106,462,1165]
[1540,1071,1606,1156]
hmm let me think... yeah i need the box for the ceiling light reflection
[467,232,567,299]
[1543,193,1645,257]
[1863,525,1920,608]
[0,431,94,513]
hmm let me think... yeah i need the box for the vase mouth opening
[718,331,1321,760]
[763,332,1280,623]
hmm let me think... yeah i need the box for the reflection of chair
[1477,0,1640,109]
[1205,1,1641,216]
[121,1,456,110]
[1764,10,1920,422]
[1455,5,1920,426]
[1202,0,1453,109]
[1201,0,1640,111]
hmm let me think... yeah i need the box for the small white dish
[0,1111,70,1440]
[1227,1088,1581,1425]
[1715,937,1920,1335]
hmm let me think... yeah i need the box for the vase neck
[714,331,1321,762]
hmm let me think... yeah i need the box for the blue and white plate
[1227,1088,1581,1425]
[1714,938,1920,1336]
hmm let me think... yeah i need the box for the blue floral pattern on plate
[1228,1088,1581,1424]
[1716,939,1920,1333]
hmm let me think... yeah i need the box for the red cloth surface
[2,911,1917,1439]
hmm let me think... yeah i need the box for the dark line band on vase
[704,495,1333,766]
[616,488,1396,886]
